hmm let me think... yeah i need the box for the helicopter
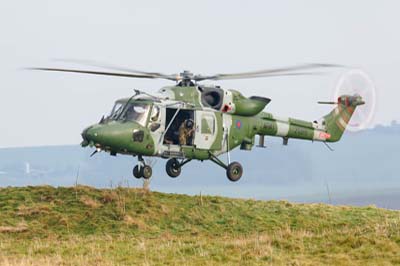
[31,63,370,182]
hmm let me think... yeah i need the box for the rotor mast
[177,70,196,87]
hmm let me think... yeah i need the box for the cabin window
[201,114,215,134]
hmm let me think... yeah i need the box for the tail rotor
[333,69,376,132]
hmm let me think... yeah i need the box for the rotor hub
[178,70,195,86]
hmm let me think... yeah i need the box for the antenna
[317,101,337,105]
[324,178,332,204]
[323,141,334,151]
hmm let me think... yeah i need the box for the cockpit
[122,103,150,126]
[107,100,159,127]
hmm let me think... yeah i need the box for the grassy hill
[0,186,399,265]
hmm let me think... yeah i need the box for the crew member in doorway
[164,119,180,144]
[179,119,195,145]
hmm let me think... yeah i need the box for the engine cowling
[222,90,271,116]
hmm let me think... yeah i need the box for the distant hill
[0,186,399,265]
[0,124,399,209]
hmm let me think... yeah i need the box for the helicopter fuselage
[81,85,363,165]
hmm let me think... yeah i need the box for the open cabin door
[194,111,221,150]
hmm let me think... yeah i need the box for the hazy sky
[1,0,399,147]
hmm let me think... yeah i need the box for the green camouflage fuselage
[81,85,364,161]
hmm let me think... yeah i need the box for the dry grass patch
[79,195,101,209]
[0,222,28,233]
[100,190,118,204]
[17,204,50,217]
[123,215,148,230]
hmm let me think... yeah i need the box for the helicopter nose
[81,125,103,147]
[81,127,91,140]
[85,127,100,142]
[80,122,154,156]
[81,123,127,149]
[81,127,91,147]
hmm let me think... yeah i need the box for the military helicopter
[31,63,372,182]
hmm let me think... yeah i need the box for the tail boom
[255,94,364,143]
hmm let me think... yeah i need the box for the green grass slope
[0,186,399,265]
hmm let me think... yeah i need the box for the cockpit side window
[121,103,150,126]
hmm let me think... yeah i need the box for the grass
[0,186,399,265]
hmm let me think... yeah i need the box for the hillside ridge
[0,186,399,265]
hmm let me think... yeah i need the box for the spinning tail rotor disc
[334,69,376,132]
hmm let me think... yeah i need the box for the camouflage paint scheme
[81,85,364,161]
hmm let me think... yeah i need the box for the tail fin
[324,95,365,142]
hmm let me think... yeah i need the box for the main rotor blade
[194,63,344,81]
[29,62,344,82]
[28,67,169,79]
[195,71,325,81]
[53,59,178,81]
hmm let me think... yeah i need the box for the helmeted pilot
[179,119,195,145]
